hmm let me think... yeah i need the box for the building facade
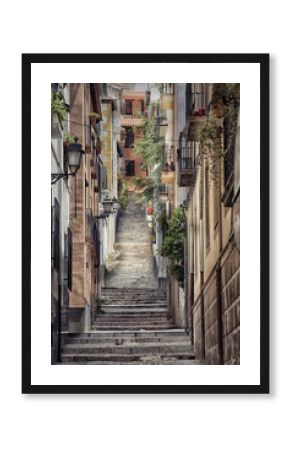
[121,90,147,188]
[182,83,240,364]
[51,83,104,362]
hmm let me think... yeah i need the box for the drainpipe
[183,208,189,332]
[215,260,224,364]
[57,282,62,362]
[216,176,224,364]
[199,218,205,360]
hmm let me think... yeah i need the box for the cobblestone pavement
[105,194,158,289]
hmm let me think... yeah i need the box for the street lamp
[51,137,84,185]
[102,194,114,215]
[93,194,118,221]
[112,196,120,212]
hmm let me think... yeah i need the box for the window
[51,198,60,271]
[125,127,134,148]
[101,166,108,190]
[125,160,135,176]
[140,100,145,114]
[125,100,133,115]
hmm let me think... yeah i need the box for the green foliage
[198,116,224,183]
[133,118,163,171]
[135,177,158,206]
[157,206,167,228]
[160,207,185,288]
[198,83,240,183]
[211,83,240,108]
[131,176,147,190]
[63,133,78,144]
[117,174,129,210]
[51,84,69,127]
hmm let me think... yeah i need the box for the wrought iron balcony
[157,184,168,195]
[177,146,194,187]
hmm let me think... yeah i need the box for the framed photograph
[22,53,269,394]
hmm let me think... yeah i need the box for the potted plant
[95,137,102,155]
[89,112,101,126]
[63,133,78,149]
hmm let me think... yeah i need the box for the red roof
[120,116,145,127]
[122,90,145,100]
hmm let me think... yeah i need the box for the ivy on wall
[198,83,240,183]
[51,84,69,128]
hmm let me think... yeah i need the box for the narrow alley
[105,194,158,289]
[61,194,197,364]
[52,83,240,365]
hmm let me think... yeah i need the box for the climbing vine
[51,83,69,127]
[198,83,240,183]
[160,207,185,288]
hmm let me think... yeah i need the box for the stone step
[62,343,193,355]
[65,329,187,339]
[101,306,168,312]
[102,288,166,294]
[61,352,196,363]
[101,303,167,308]
[94,314,170,322]
[96,306,168,318]
[91,323,176,330]
[92,317,173,324]
[101,294,166,299]
[102,298,166,302]
[64,336,190,345]
[60,359,199,365]
[102,294,166,298]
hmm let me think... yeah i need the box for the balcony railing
[177,145,194,187]
[180,157,193,170]
[156,184,169,195]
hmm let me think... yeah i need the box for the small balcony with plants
[177,144,194,187]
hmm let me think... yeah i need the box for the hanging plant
[198,115,224,183]
[197,83,240,183]
[89,112,102,126]
[51,84,69,127]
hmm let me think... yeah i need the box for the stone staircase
[62,288,198,364]
[61,195,198,364]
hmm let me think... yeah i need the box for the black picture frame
[22,53,269,394]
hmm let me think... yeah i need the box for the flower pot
[90,116,97,126]
[213,100,224,118]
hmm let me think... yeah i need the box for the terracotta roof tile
[120,116,145,127]
[122,90,145,99]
